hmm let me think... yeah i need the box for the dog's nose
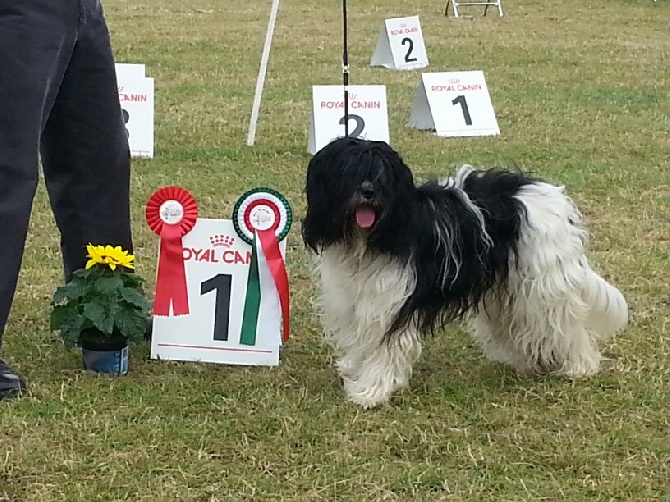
[361,182,375,200]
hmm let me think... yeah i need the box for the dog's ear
[301,175,323,253]
[302,148,336,253]
[301,220,322,254]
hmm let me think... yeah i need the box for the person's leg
[0,0,79,396]
[41,0,133,281]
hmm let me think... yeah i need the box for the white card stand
[408,71,500,137]
[151,218,287,366]
[115,63,145,81]
[308,85,390,154]
[115,63,155,158]
[444,0,503,18]
[370,15,429,71]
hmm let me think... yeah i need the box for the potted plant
[50,244,151,375]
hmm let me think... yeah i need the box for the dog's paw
[555,361,602,378]
[513,365,541,378]
[347,392,389,409]
[335,357,356,379]
[342,378,393,409]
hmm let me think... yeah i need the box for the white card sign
[371,16,429,71]
[308,85,390,155]
[115,63,145,81]
[115,63,155,158]
[151,218,287,366]
[408,71,500,137]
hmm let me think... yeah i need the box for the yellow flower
[85,244,135,271]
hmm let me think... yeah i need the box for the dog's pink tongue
[355,207,376,229]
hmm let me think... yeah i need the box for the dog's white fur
[315,167,628,408]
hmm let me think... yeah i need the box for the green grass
[2,0,669,499]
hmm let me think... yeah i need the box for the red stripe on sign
[156,343,274,354]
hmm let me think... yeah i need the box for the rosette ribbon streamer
[145,187,198,316]
[240,228,290,346]
[233,189,292,346]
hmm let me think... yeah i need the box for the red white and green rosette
[145,186,198,316]
[233,188,292,346]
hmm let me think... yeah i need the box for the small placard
[408,71,500,137]
[151,218,287,366]
[115,63,145,81]
[308,85,390,155]
[370,15,429,71]
[115,63,155,158]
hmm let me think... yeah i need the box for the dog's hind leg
[550,265,627,377]
[581,266,628,340]
[470,302,537,376]
[505,258,609,378]
[340,330,422,409]
[502,182,620,378]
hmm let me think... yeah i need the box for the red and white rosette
[233,188,292,346]
[145,187,198,316]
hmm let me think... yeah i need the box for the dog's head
[302,137,415,253]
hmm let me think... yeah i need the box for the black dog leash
[342,0,349,137]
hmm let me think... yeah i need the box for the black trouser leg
[41,0,133,282]
[0,0,79,346]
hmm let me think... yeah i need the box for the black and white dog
[302,137,628,408]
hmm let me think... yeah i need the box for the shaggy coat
[303,137,628,408]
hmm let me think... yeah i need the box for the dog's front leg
[339,330,422,409]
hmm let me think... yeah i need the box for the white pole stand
[444,0,503,18]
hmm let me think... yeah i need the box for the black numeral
[451,95,473,126]
[200,274,233,341]
[122,108,130,138]
[339,113,366,138]
[401,37,418,63]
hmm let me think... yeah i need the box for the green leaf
[94,276,124,296]
[51,281,90,304]
[72,267,95,280]
[114,310,149,341]
[52,286,69,305]
[50,305,66,332]
[120,272,144,288]
[120,288,151,311]
[51,306,86,347]
[60,327,81,349]
[83,302,114,334]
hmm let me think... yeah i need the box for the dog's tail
[582,269,628,339]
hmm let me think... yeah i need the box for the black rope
[342,0,349,137]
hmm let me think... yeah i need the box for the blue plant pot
[80,329,129,375]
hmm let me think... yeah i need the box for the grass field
[1,0,669,500]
